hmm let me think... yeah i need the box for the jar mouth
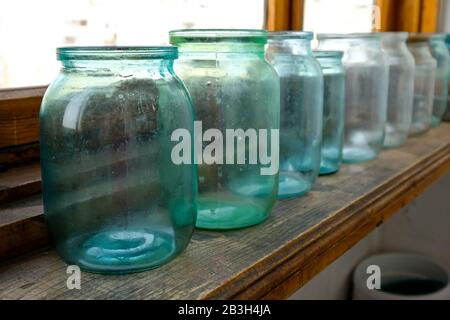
[169,29,268,45]
[269,31,313,41]
[313,50,344,59]
[317,33,381,41]
[57,46,178,61]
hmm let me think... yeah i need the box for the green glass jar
[170,30,280,230]
[40,47,197,274]
[429,34,450,127]
[266,32,324,198]
[407,36,437,135]
[313,51,346,176]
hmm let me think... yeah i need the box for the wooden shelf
[0,123,449,300]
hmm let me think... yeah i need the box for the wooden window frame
[376,0,441,32]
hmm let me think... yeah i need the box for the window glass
[0,0,265,88]
[303,0,376,35]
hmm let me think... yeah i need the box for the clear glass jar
[266,32,323,198]
[170,30,280,230]
[407,36,437,135]
[429,34,450,126]
[40,47,197,274]
[381,32,415,148]
[317,33,389,163]
[313,51,345,175]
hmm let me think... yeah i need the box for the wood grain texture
[0,124,449,300]
[267,0,291,31]
[0,143,40,167]
[420,0,440,32]
[376,0,397,31]
[0,195,47,261]
[0,87,46,149]
[290,0,304,30]
[395,0,422,32]
[0,162,41,205]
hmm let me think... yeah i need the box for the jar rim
[269,31,313,40]
[317,33,381,40]
[57,46,178,61]
[313,50,344,59]
[169,29,268,45]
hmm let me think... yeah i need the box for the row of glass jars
[40,30,450,274]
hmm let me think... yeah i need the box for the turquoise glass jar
[318,33,389,163]
[170,30,280,230]
[408,36,437,135]
[445,35,450,121]
[313,51,345,175]
[40,47,197,274]
[381,33,415,148]
[429,34,450,126]
[266,32,323,198]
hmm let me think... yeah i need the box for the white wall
[290,172,450,300]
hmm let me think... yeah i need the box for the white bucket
[352,253,450,300]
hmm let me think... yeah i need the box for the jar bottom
[409,122,431,136]
[278,171,312,200]
[343,146,378,164]
[384,132,408,149]
[196,194,270,230]
[432,116,442,128]
[319,162,339,176]
[58,228,178,274]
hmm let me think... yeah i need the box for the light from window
[0,0,265,89]
[303,0,375,36]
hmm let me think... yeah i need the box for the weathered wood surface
[0,195,47,261]
[0,124,449,300]
[0,162,41,204]
[0,86,46,148]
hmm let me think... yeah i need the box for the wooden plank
[0,86,46,149]
[420,0,440,32]
[290,0,304,30]
[0,195,47,261]
[394,0,422,32]
[376,0,397,31]
[0,143,40,167]
[267,0,291,31]
[0,124,449,300]
[0,162,41,204]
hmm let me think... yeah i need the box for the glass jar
[313,51,346,175]
[407,36,437,135]
[381,32,415,148]
[266,32,323,198]
[317,33,389,163]
[170,30,280,230]
[429,34,450,126]
[445,35,450,121]
[40,47,197,274]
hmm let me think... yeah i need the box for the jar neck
[315,57,343,68]
[60,58,174,72]
[266,39,312,56]
[319,36,382,49]
[175,42,266,58]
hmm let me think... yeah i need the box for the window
[0,0,265,89]
[303,0,376,34]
